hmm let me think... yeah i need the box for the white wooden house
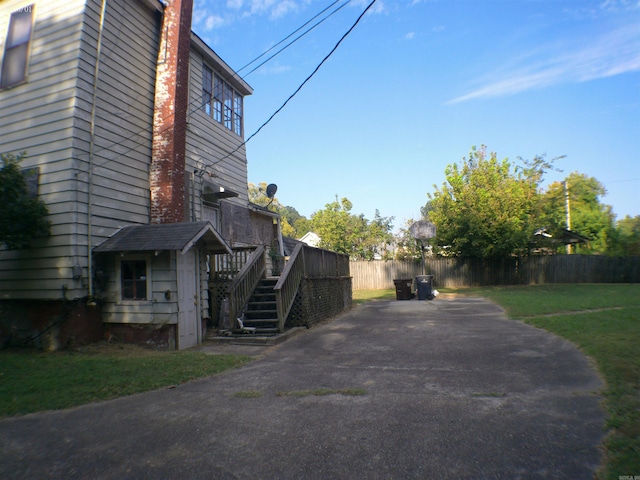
[0,0,278,349]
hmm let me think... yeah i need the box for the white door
[177,250,198,350]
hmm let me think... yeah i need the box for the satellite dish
[266,184,278,199]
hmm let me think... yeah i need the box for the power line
[236,0,348,76]
[239,1,350,78]
[208,0,378,170]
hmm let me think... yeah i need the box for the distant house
[299,232,321,248]
[0,0,280,349]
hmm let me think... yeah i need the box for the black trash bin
[416,275,434,300]
[393,278,413,300]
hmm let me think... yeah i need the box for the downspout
[277,217,285,258]
[87,0,108,301]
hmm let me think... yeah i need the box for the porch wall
[287,276,352,329]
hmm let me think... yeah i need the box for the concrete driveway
[0,296,605,479]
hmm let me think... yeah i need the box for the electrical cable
[236,0,347,76]
[240,0,350,78]
[208,0,378,170]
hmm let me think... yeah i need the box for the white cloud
[205,14,225,29]
[226,0,244,9]
[405,31,416,40]
[449,21,640,104]
[257,65,292,75]
[270,0,298,19]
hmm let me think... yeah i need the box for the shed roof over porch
[93,221,233,255]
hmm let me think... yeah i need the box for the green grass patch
[0,343,252,417]
[352,289,396,305]
[234,390,263,398]
[276,387,366,397]
[455,283,640,319]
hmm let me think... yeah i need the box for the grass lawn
[354,284,640,480]
[0,343,252,417]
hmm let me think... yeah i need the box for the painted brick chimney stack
[150,0,194,224]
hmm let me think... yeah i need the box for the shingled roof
[93,221,232,255]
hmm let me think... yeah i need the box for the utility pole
[563,181,572,254]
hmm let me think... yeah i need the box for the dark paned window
[233,94,243,136]
[202,64,244,136]
[223,82,233,130]
[121,260,147,300]
[1,5,35,89]
[202,65,212,115]
[213,74,223,123]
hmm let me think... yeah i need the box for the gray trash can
[416,275,434,300]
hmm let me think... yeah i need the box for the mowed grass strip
[0,343,252,417]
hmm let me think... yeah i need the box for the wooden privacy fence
[350,255,640,290]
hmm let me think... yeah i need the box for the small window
[1,5,35,89]
[121,260,148,300]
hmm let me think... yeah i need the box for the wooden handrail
[228,245,265,329]
[274,243,304,333]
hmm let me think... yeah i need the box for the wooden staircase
[239,277,279,334]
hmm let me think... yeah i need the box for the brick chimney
[150,0,193,224]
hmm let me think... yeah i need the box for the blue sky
[192,0,640,232]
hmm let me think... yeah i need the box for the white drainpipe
[87,0,108,302]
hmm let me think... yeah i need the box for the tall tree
[610,215,640,256]
[0,152,51,250]
[539,172,615,254]
[427,145,550,259]
[310,197,394,260]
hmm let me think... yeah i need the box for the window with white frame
[202,64,243,136]
[1,5,35,89]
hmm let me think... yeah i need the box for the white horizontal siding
[0,0,86,300]
[100,252,179,325]
[187,49,250,211]
[73,0,159,243]
[0,0,160,301]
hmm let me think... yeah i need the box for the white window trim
[0,4,35,89]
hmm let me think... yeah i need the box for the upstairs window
[202,63,244,136]
[1,5,35,89]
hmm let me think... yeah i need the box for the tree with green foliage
[610,215,640,256]
[539,172,615,254]
[248,182,297,237]
[427,145,554,259]
[310,196,394,260]
[0,152,50,250]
